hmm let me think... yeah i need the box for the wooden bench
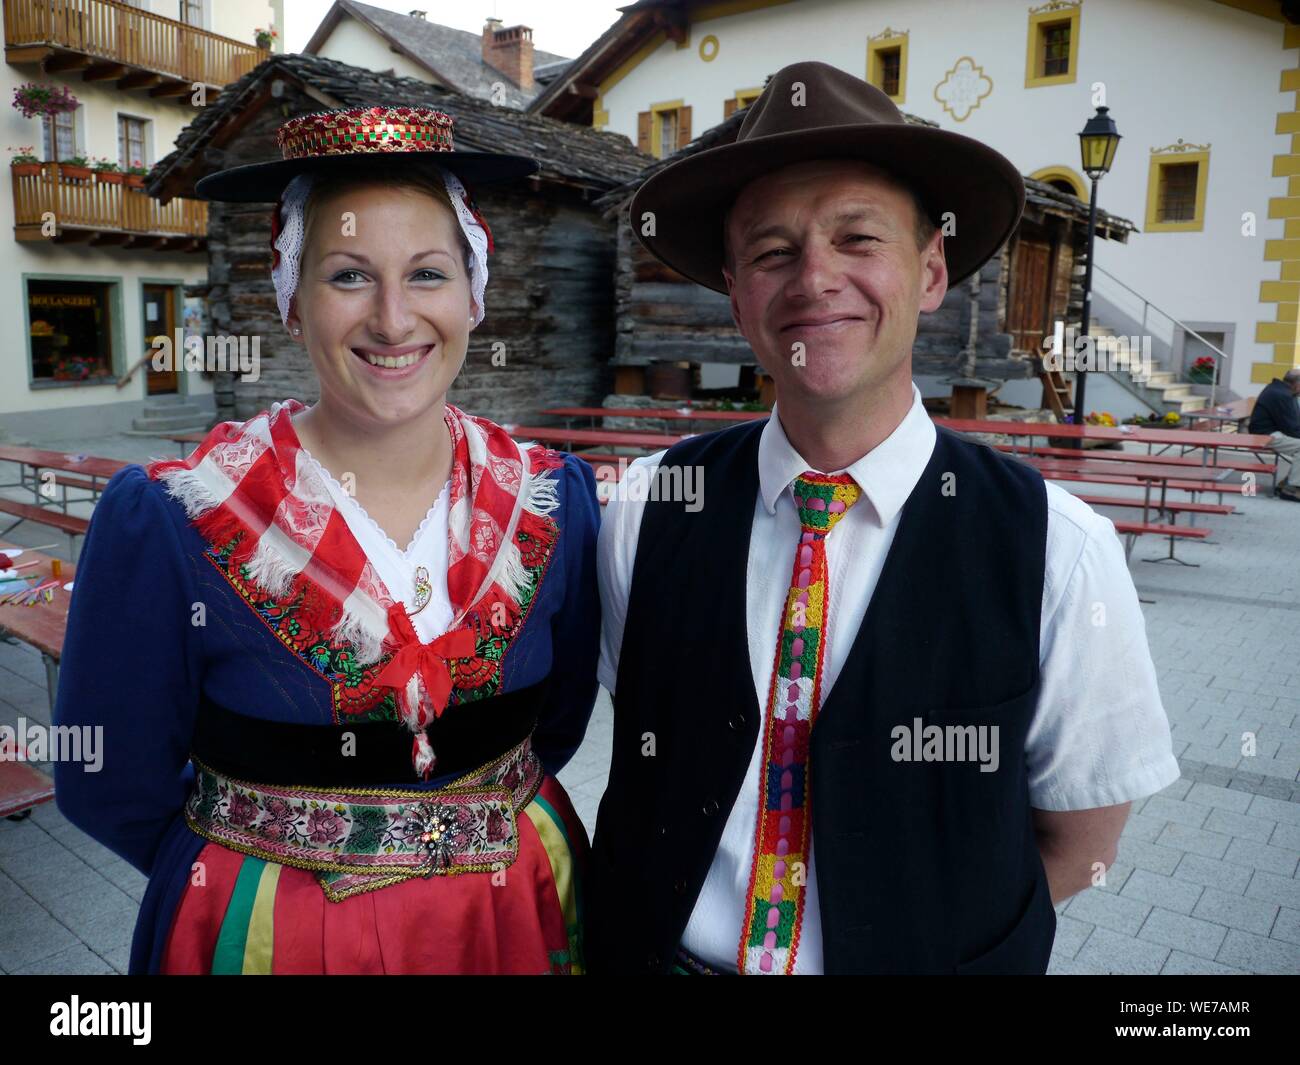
[996,442,1274,476]
[0,499,89,558]
[542,406,766,424]
[1073,494,1234,517]
[1109,519,1212,565]
[507,425,685,450]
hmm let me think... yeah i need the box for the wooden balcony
[13,163,207,250]
[5,0,268,96]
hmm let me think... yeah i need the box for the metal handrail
[1093,264,1228,408]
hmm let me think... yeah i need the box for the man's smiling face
[722,159,947,412]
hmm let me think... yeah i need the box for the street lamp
[1072,106,1121,447]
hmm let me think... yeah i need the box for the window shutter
[724,98,738,119]
[637,111,651,153]
[677,105,692,149]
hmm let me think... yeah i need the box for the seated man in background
[1248,368,1300,502]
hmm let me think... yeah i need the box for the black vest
[586,422,1055,974]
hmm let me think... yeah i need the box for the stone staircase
[125,395,213,436]
[1092,320,1206,415]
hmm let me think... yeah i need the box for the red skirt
[160,775,587,974]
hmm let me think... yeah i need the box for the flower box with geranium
[59,155,91,180]
[1187,355,1216,383]
[8,145,40,176]
[124,160,149,188]
[255,26,277,49]
[93,157,122,184]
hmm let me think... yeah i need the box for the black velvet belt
[191,678,549,786]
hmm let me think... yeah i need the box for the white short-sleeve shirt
[596,384,1181,974]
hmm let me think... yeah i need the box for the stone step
[140,401,203,419]
[128,412,212,433]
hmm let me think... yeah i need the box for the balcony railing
[5,0,267,89]
[13,163,207,248]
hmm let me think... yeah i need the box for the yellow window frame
[1145,148,1210,233]
[867,31,908,104]
[1025,3,1080,88]
[650,98,686,159]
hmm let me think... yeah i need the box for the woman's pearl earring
[290,325,301,336]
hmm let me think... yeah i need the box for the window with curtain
[41,111,77,162]
[118,116,148,169]
[178,0,203,25]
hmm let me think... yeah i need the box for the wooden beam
[83,63,128,82]
[5,45,53,65]
[53,229,95,244]
[566,82,599,99]
[118,71,163,91]
[89,232,129,246]
[44,52,93,74]
[14,225,52,242]
[652,9,688,44]
[148,81,192,98]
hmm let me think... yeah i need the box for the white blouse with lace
[299,448,456,643]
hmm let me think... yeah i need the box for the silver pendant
[410,565,432,617]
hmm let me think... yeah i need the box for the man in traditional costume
[588,63,1180,975]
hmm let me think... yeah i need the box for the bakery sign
[29,294,97,308]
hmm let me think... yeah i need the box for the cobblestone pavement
[0,431,1295,973]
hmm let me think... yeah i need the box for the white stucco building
[1,0,278,438]
[534,0,1299,403]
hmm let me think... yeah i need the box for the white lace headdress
[271,167,490,329]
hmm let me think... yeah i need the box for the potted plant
[92,157,123,184]
[124,160,149,188]
[254,26,277,49]
[60,154,91,180]
[11,82,78,121]
[1187,355,1216,383]
[8,146,41,177]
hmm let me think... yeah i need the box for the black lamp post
[1073,106,1121,446]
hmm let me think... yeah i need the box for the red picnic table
[507,425,687,450]
[0,540,77,818]
[1019,456,1231,564]
[936,417,1278,490]
[0,446,126,557]
[0,445,127,501]
[541,406,768,424]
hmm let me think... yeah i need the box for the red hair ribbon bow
[373,602,477,720]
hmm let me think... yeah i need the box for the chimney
[482,19,534,91]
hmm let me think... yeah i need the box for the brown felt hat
[629,60,1024,292]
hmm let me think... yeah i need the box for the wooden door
[143,284,177,395]
[1007,239,1053,355]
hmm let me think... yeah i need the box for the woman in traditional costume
[53,107,600,974]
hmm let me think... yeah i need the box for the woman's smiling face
[288,180,475,429]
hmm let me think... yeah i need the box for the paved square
[1,430,1296,973]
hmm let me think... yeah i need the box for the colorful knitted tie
[739,471,862,975]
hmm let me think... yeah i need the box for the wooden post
[950,383,988,420]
